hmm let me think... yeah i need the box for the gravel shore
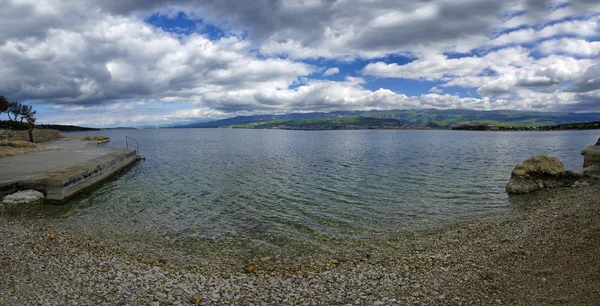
[1,184,599,305]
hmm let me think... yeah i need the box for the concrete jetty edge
[0,138,139,203]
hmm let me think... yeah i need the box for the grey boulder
[2,189,45,204]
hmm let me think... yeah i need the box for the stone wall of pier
[0,129,62,143]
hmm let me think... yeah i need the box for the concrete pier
[583,145,600,168]
[0,137,137,202]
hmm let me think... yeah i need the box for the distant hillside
[540,121,600,131]
[453,121,600,131]
[174,111,361,128]
[229,117,406,130]
[0,121,99,132]
[38,124,100,132]
[174,109,600,129]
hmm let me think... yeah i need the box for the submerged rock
[2,189,45,204]
[506,156,583,194]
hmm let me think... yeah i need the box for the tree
[7,101,22,122]
[26,111,37,142]
[19,104,35,123]
[0,96,10,119]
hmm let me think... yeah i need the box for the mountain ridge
[173,109,600,129]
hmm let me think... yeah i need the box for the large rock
[506,156,583,194]
[583,142,600,168]
[2,189,45,204]
[583,165,600,179]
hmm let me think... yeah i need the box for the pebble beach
[1,183,599,305]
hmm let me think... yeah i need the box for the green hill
[229,117,404,130]
[176,109,600,130]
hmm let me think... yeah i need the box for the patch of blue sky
[440,85,481,98]
[497,9,525,23]
[302,54,415,77]
[444,51,478,59]
[557,80,572,89]
[361,77,450,97]
[30,104,63,123]
[32,104,57,115]
[477,68,497,77]
[144,102,197,109]
[487,24,530,39]
[144,11,227,41]
[532,13,599,30]
[550,2,570,10]
[292,54,478,98]
[489,12,599,40]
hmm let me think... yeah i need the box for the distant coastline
[217,118,600,131]
[173,109,600,131]
[450,121,600,132]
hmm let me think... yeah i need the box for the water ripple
[11,129,597,254]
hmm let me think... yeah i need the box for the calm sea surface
[10,129,598,256]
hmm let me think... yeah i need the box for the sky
[0,0,599,127]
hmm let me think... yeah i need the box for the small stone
[190,294,202,304]
[140,258,154,264]
[571,181,590,188]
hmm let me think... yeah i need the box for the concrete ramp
[0,138,138,202]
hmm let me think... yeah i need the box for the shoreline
[178,126,600,132]
[1,184,599,305]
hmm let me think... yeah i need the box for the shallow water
[8,129,598,255]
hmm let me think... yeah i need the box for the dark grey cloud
[94,0,599,58]
[565,63,600,93]
[556,94,600,112]
[0,0,92,44]
[95,0,183,14]
[515,78,560,87]
[346,0,505,51]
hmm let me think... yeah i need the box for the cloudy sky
[1,0,599,127]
